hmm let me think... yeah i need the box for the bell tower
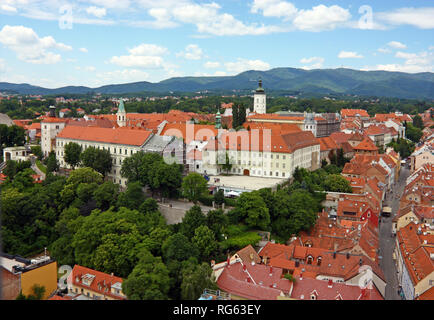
[253,79,266,114]
[117,98,126,127]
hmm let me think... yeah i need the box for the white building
[56,126,153,186]
[41,117,68,157]
[202,129,320,179]
[253,80,266,114]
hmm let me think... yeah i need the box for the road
[378,166,410,300]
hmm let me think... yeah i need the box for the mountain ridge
[0,67,433,99]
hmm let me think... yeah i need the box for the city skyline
[0,0,433,88]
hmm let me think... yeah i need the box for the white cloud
[293,5,351,31]
[387,41,407,49]
[110,43,168,69]
[377,7,434,29]
[86,6,107,18]
[176,44,203,60]
[194,71,227,77]
[300,56,324,69]
[137,1,286,36]
[368,48,434,73]
[129,43,168,56]
[204,61,221,69]
[378,48,391,54]
[251,0,298,21]
[79,47,88,53]
[110,55,164,68]
[224,58,270,74]
[338,51,364,59]
[1,4,17,13]
[0,25,71,64]
[86,0,131,10]
[95,69,150,85]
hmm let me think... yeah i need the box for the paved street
[379,166,410,300]
[159,199,214,225]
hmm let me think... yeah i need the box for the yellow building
[1,254,58,300]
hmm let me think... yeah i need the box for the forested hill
[1,67,433,99]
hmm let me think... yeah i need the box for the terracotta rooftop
[57,125,152,146]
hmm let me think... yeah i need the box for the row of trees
[63,142,112,175]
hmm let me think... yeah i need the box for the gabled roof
[354,137,378,151]
[70,265,126,300]
[341,109,369,118]
[318,136,338,152]
[216,260,292,300]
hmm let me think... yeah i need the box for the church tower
[215,108,222,129]
[253,79,266,114]
[117,98,126,127]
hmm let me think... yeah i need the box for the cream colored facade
[41,120,67,157]
[203,144,320,179]
[56,137,143,187]
[69,282,126,300]
[413,150,434,172]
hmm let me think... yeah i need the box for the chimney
[333,252,337,259]
[299,273,303,281]
[243,264,247,272]
[359,258,363,266]
[269,266,273,276]
[346,253,350,260]
[328,279,333,288]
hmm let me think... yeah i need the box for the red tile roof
[353,137,378,151]
[318,136,339,152]
[341,109,369,118]
[216,260,292,300]
[70,265,126,300]
[290,277,383,300]
[57,125,152,146]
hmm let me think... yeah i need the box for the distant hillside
[1,67,433,99]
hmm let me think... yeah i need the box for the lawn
[36,159,47,174]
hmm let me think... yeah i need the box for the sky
[0,0,433,88]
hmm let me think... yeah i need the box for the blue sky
[0,0,433,88]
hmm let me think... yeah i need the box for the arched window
[317,256,322,266]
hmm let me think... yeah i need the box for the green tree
[121,151,162,187]
[213,189,225,206]
[162,233,199,262]
[180,263,217,300]
[45,151,59,173]
[180,205,207,238]
[117,181,145,210]
[64,142,82,169]
[181,172,208,203]
[80,146,112,176]
[31,145,43,160]
[192,225,218,260]
[323,174,353,193]
[236,191,270,230]
[406,123,423,143]
[3,160,17,179]
[93,181,120,210]
[412,114,424,129]
[206,209,228,241]
[122,250,171,300]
